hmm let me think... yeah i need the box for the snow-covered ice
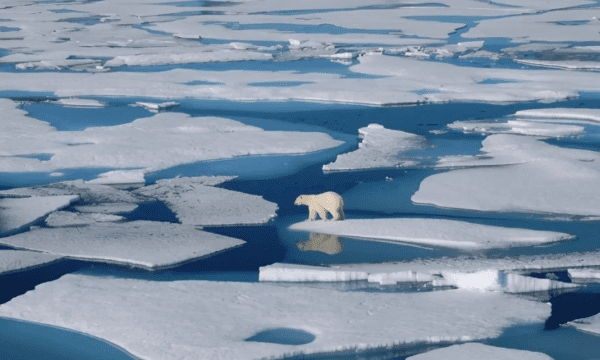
[45,211,123,227]
[515,108,600,124]
[289,218,573,250]
[0,250,62,276]
[407,343,553,360]
[441,270,578,293]
[0,274,550,360]
[131,101,179,111]
[0,195,78,235]
[0,221,245,270]
[514,59,600,71]
[85,170,146,186]
[414,134,600,216]
[323,124,430,172]
[135,176,278,226]
[448,120,585,137]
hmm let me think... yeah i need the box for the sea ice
[0,250,62,276]
[259,263,578,293]
[289,218,573,250]
[0,221,245,270]
[448,120,584,137]
[0,104,344,173]
[135,176,278,226]
[74,203,139,214]
[407,343,552,360]
[567,312,600,336]
[0,274,550,360]
[0,195,78,235]
[50,98,107,108]
[515,108,600,124]
[85,170,146,186]
[322,124,430,172]
[414,134,600,216]
[131,101,179,111]
[514,59,600,71]
[568,268,600,282]
[45,211,124,227]
[1,180,143,204]
[104,50,273,67]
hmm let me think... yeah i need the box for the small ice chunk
[448,120,584,137]
[567,312,600,336]
[407,343,553,360]
[323,124,429,172]
[515,108,600,123]
[132,101,179,111]
[0,274,550,360]
[135,177,278,226]
[259,263,368,282]
[368,271,433,285]
[74,203,138,214]
[441,270,579,293]
[85,169,146,185]
[0,195,78,235]
[514,59,600,70]
[568,268,600,281]
[51,98,107,108]
[0,250,62,276]
[45,211,123,227]
[0,221,245,270]
[289,218,573,250]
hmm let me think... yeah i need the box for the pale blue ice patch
[59,16,110,26]
[12,154,53,161]
[249,81,313,87]
[0,91,55,100]
[184,80,223,85]
[477,78,520,84]
[0,26,19,32]
[208,21,403,36]
[411,88,441,95]
[0,49,9,58]
[48,9,81,13]
[0,318,136,360]
[252,3,448,16]
[245,328,315,345]
[165,1,240,7]
[20,101,154,131]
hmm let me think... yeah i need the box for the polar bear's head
[294,195,307,205]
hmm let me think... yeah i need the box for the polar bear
[294,191,345,221]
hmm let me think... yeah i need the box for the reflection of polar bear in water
[294,191,345,221]
[296,233,343,255]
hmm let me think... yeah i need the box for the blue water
[166,1,240,7]
[253,3,448,16]
[206,21,405,36]
[249,81,313,87]
[0,26,19,32]
[184,80,223,85]
[245,328,316,345]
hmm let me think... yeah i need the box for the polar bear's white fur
[294,191,345,221]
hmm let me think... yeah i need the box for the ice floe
[0,273,550,360]
[135,176,277,226]
[0,250,62,276]
[568,268,600,282]
[448,120,585,137]
[0,195,78,235]
[0,100,344,173]
[568,312,600,336]
[50,98,107,108]
[45,211,123,227]
[515,108,600,124]
[407,343,553,360]
[0,221,245,270]
[323,124,430,172]
[85,170,146,186]
[74,203,139,214]
[259,263,579,294]
[131,101,179,111]
[414,134,600,216]
[514,59,600,71]
[289,218,573,250]
[1,180,143,204]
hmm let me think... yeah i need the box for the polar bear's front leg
[308,207,317,221]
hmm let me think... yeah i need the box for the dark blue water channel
[2,96,600,358]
